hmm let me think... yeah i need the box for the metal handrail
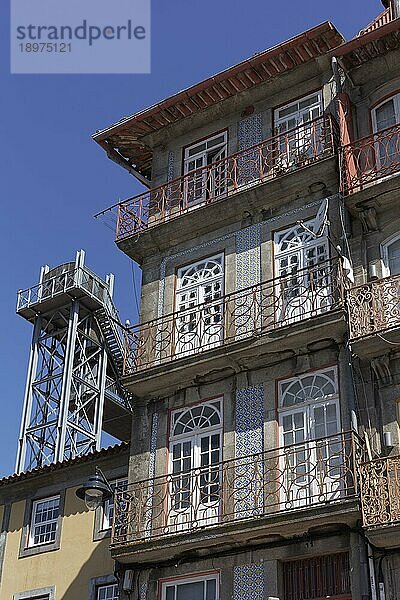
[340,121,400,195]
[95,114,338,240]
[111,430,363,545]
[122,259,344,374]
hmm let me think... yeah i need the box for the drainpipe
[367,543,379,600]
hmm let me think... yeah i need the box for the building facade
[94,2,400,599]
[2,1,400,599]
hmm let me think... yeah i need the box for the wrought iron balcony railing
[360,455,400,528]
[111,431,362,545]
[96,114,337,241]
[122,260,343,374]
[347,274,400,340]
[340,122,400,195]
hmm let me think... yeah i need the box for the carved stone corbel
[371,354,392,385]
[358,206,378,233]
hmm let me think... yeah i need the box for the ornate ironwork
[122,260,343,374]
[340,122,400,195]
[347,274,400,340]
[360,456,400,527]
[96,115,337,240]
[111,431,362,545]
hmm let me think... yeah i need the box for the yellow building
[0,443,128,600]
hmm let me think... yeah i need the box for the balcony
[96,115,338,261]
[360,455,400,548]
[121,260,345,395]
[347,274,400,355]
[111,431,363,563]
[340,122,400,196]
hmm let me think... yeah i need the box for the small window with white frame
[183,131,228,206]
[28,495,60,547]
[96,583,119,600]
[274,91,324,168]
[372,93,400,172]
[102,477,128,530]
[161,573,219,600]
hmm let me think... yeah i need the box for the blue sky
[0,0,383,476]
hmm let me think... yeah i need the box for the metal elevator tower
[15,250,132,474]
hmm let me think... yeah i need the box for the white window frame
[96,583,119,600]
[278,367,341,507]
[381,232,400,277]
[175,254,225,356]
[102,477,128,531]
[183,132,228,207]
[371,93,400,133]
[274,91,323,131]
[28,495,60,548]
[160,573,220,600]
[168,399,223,530]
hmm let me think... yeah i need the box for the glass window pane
[176,581,205,600]
[206,579,217,600]
[165,587,175,600]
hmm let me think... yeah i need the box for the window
[168,400,223,531]
[274,214,330,324]
[372,93,400,171]
[183,132,228,206]
[175,254,224,356]
[278,368,342,508]
[283,552,351,600]
[96,584,119,600]
[382,234,400,276]
[12,587,55,600]
[102,478,128,530]
[274,92,323,168]
[161,574,219,600]
[28,496,60,547]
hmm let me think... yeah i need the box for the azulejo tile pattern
[145,413,158,536]
[235,385,264,518]
[233,562,265,600]
[235,385,264,457]
[235,224,262,336]
[238,113,263,151]
[139,581,148,600]
[167,151,175,182]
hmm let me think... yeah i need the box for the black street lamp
[76,467,113,510]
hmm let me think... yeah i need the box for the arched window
[278,368,341,509]
[168,400,222,530]
[175,255,224,355]
[274,215,330,324]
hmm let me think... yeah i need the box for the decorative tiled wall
[235,385,264,457]
[235,385,264,517]
[145,413,158,536]
[167,151,175,182]
[238,113,263,151]
[139,581,148,600]
[233,563,265,600]
[235,224,262,336]
[237,113,263,186]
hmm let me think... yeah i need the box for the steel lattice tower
[15,250,132,473]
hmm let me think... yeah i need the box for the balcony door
[183,132,228,207]
[168,400,222,533]
[175,255,224,356]
[372,93,400,172]
[380,234,400,329]
[278,368,342,509]
[274,220,330,324]
[274,92,323,169]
